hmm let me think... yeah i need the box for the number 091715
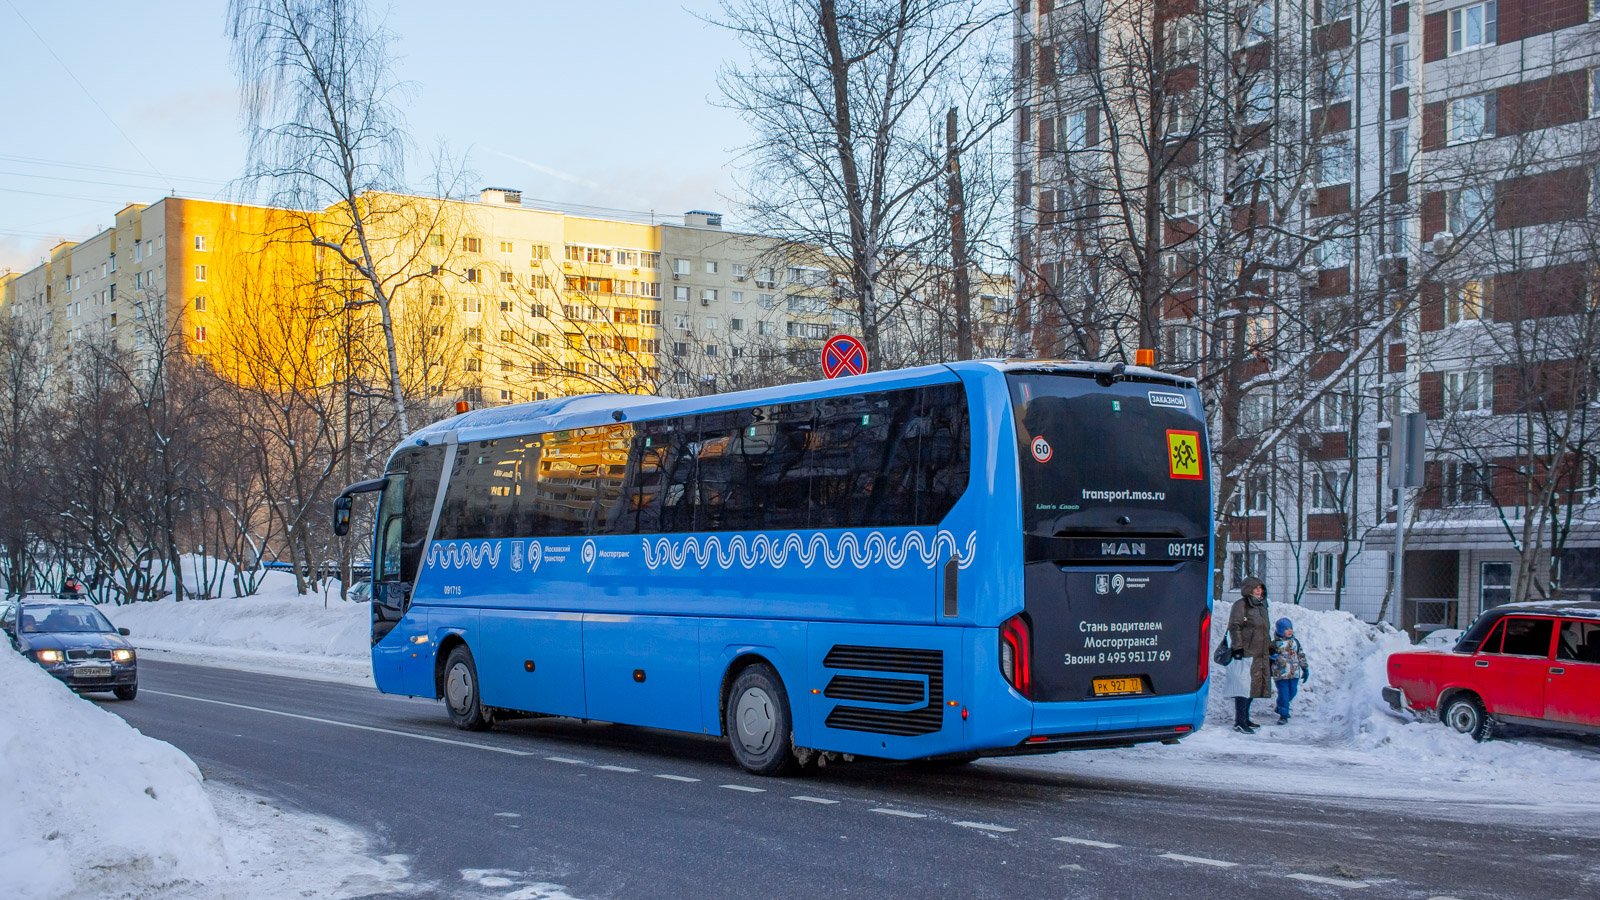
[1167,542,1205,558]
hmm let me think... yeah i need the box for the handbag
[1212,634,1232,667]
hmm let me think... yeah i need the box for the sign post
[1389,412,1426,625]
[821,334,868,379]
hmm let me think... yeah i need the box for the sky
[0,0,749,275]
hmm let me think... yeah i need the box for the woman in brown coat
[1223,576,1272,733]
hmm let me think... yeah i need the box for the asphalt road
[101,659,1599,900]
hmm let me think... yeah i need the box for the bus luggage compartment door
[582,614,702,732]
[477,609,586,719]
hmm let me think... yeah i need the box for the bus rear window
[1006,373,1209,539]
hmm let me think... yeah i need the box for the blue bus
[334,360,1213,774]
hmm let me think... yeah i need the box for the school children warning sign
[1166,430,1202,480]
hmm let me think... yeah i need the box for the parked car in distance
[1,596,138,699]
[1384,601,1600,741]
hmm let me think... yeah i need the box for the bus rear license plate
[1092,677,1142,696]
[74,666,111,679]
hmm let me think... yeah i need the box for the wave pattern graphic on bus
[639,530,978,572]
[428,542,503,570]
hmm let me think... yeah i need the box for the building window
[1388,125,1409,173]
[1163,16,1198,63]
[756,266,776,287]
[673,314,691,331]
[1319,55,1353,103]
[1313,393,1350,430]
[1448,94,1496,143]
[1244,78,1273,122]
[1230,550,1268,589]
[674,286,690,302]
[671,341,689,357]
[499,358,513,372]
[730,290,745,304]
[1163,97,1196,138]
[1315,141,1353,185]
[428,233,444,247]
[1481,561,1513,609]
[193,265,207,282]
[1441,460,1489,505]
[1446,186,1492,235]
[1448,2,1497,55]
[530,243,549,260]
[463,326,483,342]
[1446,279,1489,324]
[1382,216,1410,257]
[705,344,719,357]
[705,261,718,275]
[730,317,744,331]
[499,241,513,253]
[463,297,482,313]
[1308,552,1342,591]
[462,237,482,253]
[701,289,717,303]
[673,258,691,276]
[1445,369,1491,412]
[1163,177,1199,216]
[499,270,515,283]
[194,296,207,312]
[464,268,481,283]
[1321,0,1354,23]
[1062,111,1089,150]
[1389,42,1409,90]
[194,325,207,342]
[758,320,776,336]
[1313,233,1353,268]
[193,235,208,252]
[731,263,746,279]
[1310,470,1346,510]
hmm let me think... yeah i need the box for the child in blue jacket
[1269,618,1310,725]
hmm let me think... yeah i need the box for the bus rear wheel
[443,645,491,732]
[725,663,797,777]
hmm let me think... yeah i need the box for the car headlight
[34,649,64,663]
[113,648,135,663]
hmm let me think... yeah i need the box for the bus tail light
[999,614,1032,698]
[1198,611,1212,687]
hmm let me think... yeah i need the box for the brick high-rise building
[1014,0,1599,628]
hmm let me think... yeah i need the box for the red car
[1384,601,1600,741]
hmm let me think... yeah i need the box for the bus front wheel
[725,663,797,777]
[443,645,491,732]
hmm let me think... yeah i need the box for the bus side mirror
[333,495,353,537]
[118,627,130,636]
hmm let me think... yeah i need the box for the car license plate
[1092,677,1142,696]
[74,666,111,679]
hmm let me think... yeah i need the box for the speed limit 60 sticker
[1030,435,1053,463]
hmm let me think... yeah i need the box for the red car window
[1497,617,1555,658]
[1479,619,1505,654]
[1556,620,1600,664]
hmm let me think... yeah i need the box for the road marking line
[1055,837,1121,849]
[954,821,1016,833]
[544,756,586,765]
[494,812,520,818]
[870,808,926,818]
[791,796,839,804]
[1159,853,1238,868]
[1288,874,1369,889]
[655,774,700,782]
[596,765,639,773]
[720,784,765,793]
[142,690,535,756]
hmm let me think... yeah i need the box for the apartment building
[1015,0,1600,628]
[1,189,904,408]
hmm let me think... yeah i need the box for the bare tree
[0,319,49,594]
[228,0,473,435]
[714,0,1012,366]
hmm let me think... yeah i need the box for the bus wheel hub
[735,687,776,754]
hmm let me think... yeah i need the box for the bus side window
[916,383,971,523]
[811,390,919,529]
[751,401,813,531]
[698,409,754,531]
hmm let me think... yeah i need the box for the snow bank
[995,601,1600,824]
[0,647,227,899]
[107,571,370,660]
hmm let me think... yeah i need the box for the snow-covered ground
[0,642,411,899]
[103,572,373,686]
[991,601,1600,828]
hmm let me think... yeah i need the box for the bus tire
[443,645,491,732]
[725,663,797,777]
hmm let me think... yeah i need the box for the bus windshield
[1007,373,1209,541]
